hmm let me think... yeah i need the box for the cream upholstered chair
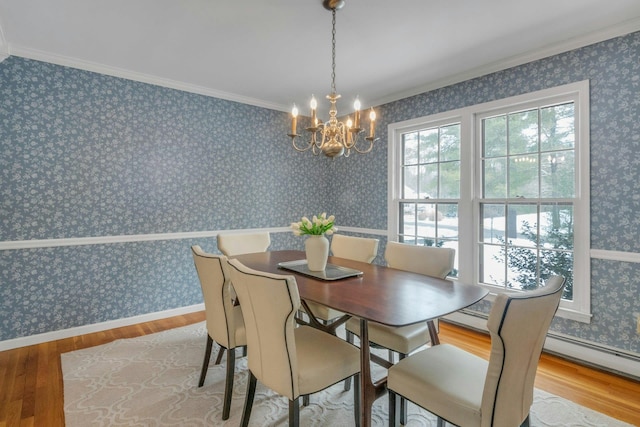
[387,276,566,427]
[226,258,361,427]
[345,241,455,423]
[331,234,379,263]
[304,234,380,323]
[191,245,247,420]
[346,242,455,351]
[381,241,454,334]
[216,231,270,256]
[382,241,455,279]
[216,231,270,310]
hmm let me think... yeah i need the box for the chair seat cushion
[295,326,360,396]
[346,317,430,354]
[304,300,345,322]
[388,343,488,427]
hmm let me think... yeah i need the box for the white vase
[305,235,329,271]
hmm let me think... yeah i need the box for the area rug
[62,322,632,426]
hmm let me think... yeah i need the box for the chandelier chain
[331,8,337,95]
[287,0,377,158]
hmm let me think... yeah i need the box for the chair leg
[436,417,446,427]
[302,395,310,406]
[344,331,355,392]
[241,345,247,358]
[240,371,257,427]
[222,347,236,420]
[289,397,300,427]
[427,319,440,345]
[520,414,530,427]
[353,373,361,427]
[214,346,224,365]
[346,330,355,345]
[198,335,214,387]
[399,353,408,425]
[388,389,400,427]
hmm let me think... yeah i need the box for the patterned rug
[62,322,632,426]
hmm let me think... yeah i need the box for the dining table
[232,250,489,427]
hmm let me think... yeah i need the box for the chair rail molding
[4,231,640,266]
[590,249,640,264]
[0,227,290,251]
[0,226,384,251]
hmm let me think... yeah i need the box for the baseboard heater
[444,309,640,380]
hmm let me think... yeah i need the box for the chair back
[226,258,301,400]
[481,275,565,427]
[191,245,240,349]
[217,232,271,256]
[331,234,379,263]
[384,241,455,278]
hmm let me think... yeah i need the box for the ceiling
[1,0,640,117]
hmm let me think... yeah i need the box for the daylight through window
[388,81,590,321]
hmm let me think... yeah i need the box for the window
[397,121,461,276]
[388,81,590,322]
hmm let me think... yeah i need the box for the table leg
[427,319,440,345]
[359,318,387,427]
[298,300,350,335]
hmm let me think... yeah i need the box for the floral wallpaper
[1,30,640,357]
[0,58,333,240]
[331,30,640,355]
[0,57,324,340]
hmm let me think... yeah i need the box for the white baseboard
[3,302,639,380]
[444,311,640,379]
[0,304,205,352]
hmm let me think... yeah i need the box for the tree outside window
[480,102,576,299]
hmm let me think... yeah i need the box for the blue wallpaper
[0,58,333,240]
[0,57,324,340]
[334,33,640,249]
[331,31,640,355]
[0,235,300,339]
[1,30,640,357]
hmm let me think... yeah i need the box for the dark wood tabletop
[232,250,488,328]
[232,249,489,427]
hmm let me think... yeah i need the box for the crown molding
[370,18,640,109]
[6,44,289,112]
[0,21,8,61]
[4,18,639,113]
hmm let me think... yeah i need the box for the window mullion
[389,80,588,319]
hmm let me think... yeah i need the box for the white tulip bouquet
[291,212,337,236]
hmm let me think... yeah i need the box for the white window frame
[394,117,462,252]
[388,80,591,322]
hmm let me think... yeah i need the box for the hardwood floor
[439,322,640,426]
[0,312,638,426]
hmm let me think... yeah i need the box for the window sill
[473,289,592,324]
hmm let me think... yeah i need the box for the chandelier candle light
[288,0,377,158]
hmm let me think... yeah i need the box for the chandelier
[288,0,377,158]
